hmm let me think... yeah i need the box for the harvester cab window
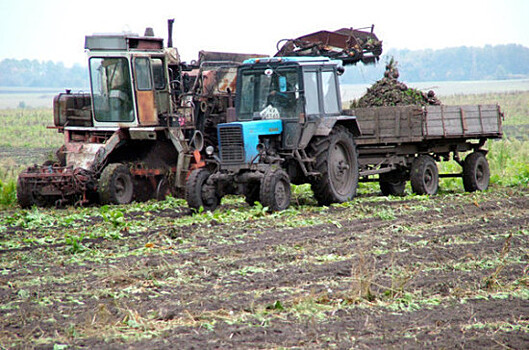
[89,57,134,122]
[134,57,153,91]
[238,67,299,121]
[151,58,166,90]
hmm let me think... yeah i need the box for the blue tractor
[185,56,362,211]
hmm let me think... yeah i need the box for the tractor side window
[322,70,339,114]
[134,57,153,91]
[303,71,319,115]
[151,58,166,90]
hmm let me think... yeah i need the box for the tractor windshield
[237,67,300,121]
[89,57,134,122]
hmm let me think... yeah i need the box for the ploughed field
[1,186,527,349]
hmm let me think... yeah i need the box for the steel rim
[330,141,354,196]
[115,174,131,202]
[423,164,437,193]
[274,178,289,209]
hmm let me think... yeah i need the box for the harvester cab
[18,26,197,208]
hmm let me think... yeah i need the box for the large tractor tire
[410,155,439,195]
[310,126,359,205]
[463,152,490,192]
[185,168,219,212]
[379,170,407,196]
[259,168,291,212]
[98,163,134,205]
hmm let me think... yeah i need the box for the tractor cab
[217,57,348,167]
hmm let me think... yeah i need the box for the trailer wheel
[186,168,219,212]
[99,163,134,205]
[259,168,291,212]
[463,152,490,192]
[310,126,359,205]
[379,171,407,196]
[410,155,439,195]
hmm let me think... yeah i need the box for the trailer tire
[379,171,407,196]
[186,168,219,212]
[259,168,291,212]
[463,152,490,192]
[98,163,134,205]
[310,126,359,205]
[410,155,439,195]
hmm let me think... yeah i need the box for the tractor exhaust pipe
[167,18,175,48]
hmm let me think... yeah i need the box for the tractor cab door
[133,56,158,126]
[298,66,341,148]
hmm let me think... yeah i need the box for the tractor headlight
[205,146,215,156]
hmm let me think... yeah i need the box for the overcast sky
[1,0,528,66]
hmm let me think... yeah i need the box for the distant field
[0,86,88,109]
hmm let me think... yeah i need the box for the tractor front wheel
[259,168,291,212]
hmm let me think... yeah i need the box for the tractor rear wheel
[410,155,439,195]
[310,126,359,205]
[98,163,134,205]
[186,168,219,212]
[463,152,490,192]
[259,168,291,212]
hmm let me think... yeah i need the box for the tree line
[0,59,88,88]
[0,44,528,87]
[341,44,529,84]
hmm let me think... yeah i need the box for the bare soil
[0,187,528,349]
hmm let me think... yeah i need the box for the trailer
[347,104,503,195]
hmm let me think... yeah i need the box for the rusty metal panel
[136,90,157,125]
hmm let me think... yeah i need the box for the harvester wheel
[379,170,407,196]
[186,168,219,212]
[463,152,490,192]
[259,168,291,212]
[310,126,359,205]
[410,155,439,195]
[98,163,134,205]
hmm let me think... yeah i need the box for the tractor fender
[314,116,362,138]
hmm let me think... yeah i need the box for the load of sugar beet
[351,58,441,108]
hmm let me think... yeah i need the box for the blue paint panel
[218,119,282,164]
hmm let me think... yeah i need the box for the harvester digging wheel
[186,168,219,212]
[310,126,358,205]
[98,163,134,205]
[410,155,439,195]
[463,152,490,192]
[259,168,291,212]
